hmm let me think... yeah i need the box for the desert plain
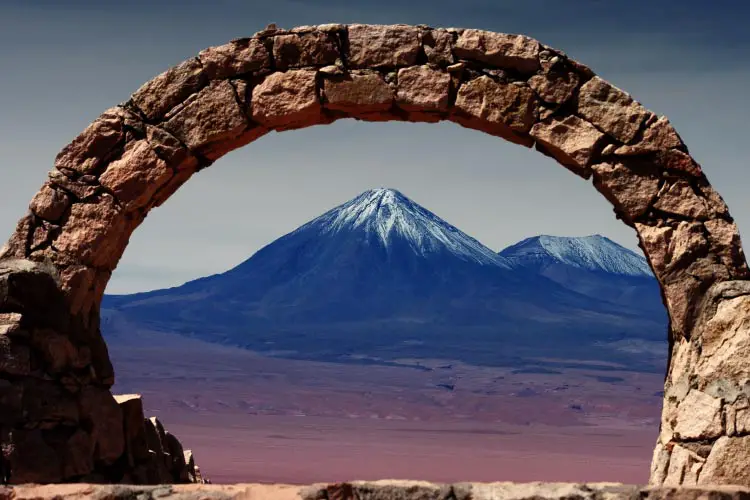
[107,326,664,485]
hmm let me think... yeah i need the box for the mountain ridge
[102,188,667,373]
[499,234,652,277]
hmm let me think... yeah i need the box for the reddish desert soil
[107,329,664,484]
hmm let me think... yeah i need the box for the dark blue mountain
[102,189,668,372]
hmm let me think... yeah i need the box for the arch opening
[1,22,749,487]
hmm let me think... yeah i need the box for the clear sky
[0,1,748,293]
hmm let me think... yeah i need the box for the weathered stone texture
[251,70,321,129]
[347,24,420,68]
[422,29,455,66]
[615,116,684,155]
[530,115,606,178]
[396,66,451,112]
[454,29,541,73]
[592,162,660,223]
[653,180,712,220]
[130,59,207,121]
[323,71,393,114]
[52,194,133,270]
[673,389,723,440]
[577,76,649,144]
[453,76,537,145]
[99,140,172,212]
[29,185,71,222]
[198,38,270,79]
[528,69,580,105]
[273,32,339,70]
[163,80,249,161]
[54,109,128,175]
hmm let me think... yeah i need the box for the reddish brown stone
[78,386,124,465]
[323,71,393,114]
[347,24,420,68]
[197,38,270,79]
[57,265,96,318]
[657,149,703,177]
[422,29,455,66]
[131,58,207,121]
[669,222,710,271]
[30,221,61,252]
[637,221,710,282]
[530,115,606,178]
[615,116,684,155]
[592,162,660,222]
[114,394,150,465]
[53,194,132,270]
[29,184,70,222]
[454,29,541,73]
[396,66,451,112]
[654,180,711,220]
[251,70,322,129]
[577,76,649,144]
[0,214,32,260]
[453,76,537,143]
[704,219,749,277]
[163,80,249,161]
[528,70,580,105]
[99,140,173,212]
[273,32,339,70]
[54,108,128,175]
[144,126,199,171]
[47,169,100,201]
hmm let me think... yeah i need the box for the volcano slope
[103,188,666,373]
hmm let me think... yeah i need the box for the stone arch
[1,23,749,486]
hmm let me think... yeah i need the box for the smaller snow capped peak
[297,188,510,267]
[499,234,653,277]
[355,187,409,204]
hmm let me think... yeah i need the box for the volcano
[102,188,668,372]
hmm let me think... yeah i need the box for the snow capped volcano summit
[295,188,510,267]
[499,234,652,277]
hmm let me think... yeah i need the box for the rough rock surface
[1,23,749,487]
[6,481,750,500]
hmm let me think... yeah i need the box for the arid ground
[108,328,665,485]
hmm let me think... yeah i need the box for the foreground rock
[6,481,750,499]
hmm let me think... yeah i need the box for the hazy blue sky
[0,1,748,293]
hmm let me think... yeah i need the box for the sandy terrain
[107,329,664,484]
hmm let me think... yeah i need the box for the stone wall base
[5,481,750,500]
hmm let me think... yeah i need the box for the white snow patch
[498,234,652,276]
[297,188,510,267]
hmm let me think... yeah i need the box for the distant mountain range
[102,188,668,373]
